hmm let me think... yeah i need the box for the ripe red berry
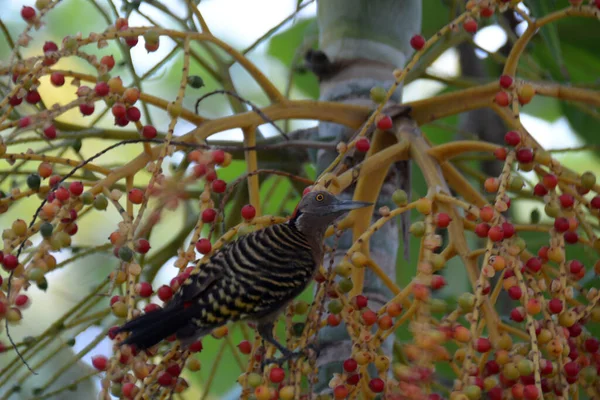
[463,19,478,33]
[333,385,349,399]
[508,286,522,300]
[361,309,377,326]
[211,150,225,164]
[126,106,141,122]
[558,194,574,208]
[343,358,358,373]
[431,275,446,290]
[95,82,110,96]
[69,181,84,196]
[15,294,29,307]
[157,285,173,302]
[376,115,393,130]
[346,374,360,386]
[533,183,548,197]
[43,125,57,139]
[100,55,115,71]
[568,260,584,274]
[475,223,490,238]
[79,103,95,116]
[205,169,217,182]
[354,295,368,309]
[26,90,41,104]
[554,217,569,232]
[501,222,515,239]
[112,103,127,118]
[21,6,36,21]
[564,231,578,244]
[368,378,384,393]
[516,148,534,164]
[504,131,521,147]
[548,298,563,314]
[355,137,370,152]
[201,208,217,223]
[488,226,504,242]
[524,385,539,400]
[526,257,542,273]
[511,307,525,322]
[157,371,173,386]
[9,95,23,106]
[141,125,157,139]
[584,338,599,353]
[238,340,252,354]
[435,213,451,228]
[241,204,256,220]
[499,75,513,89]
[327,314,341,326]
[55,186,70,201]
[542,174,558,190]
[193,164,207,178]
[195,238,211,254]
[564,361,579,377]
[410,34,426,50]
[50,72,65,86]
[135,238,151,254]
[494,147,507,161]
[125,36,139,47]
[476,337,492,353]
[269,367,285,383]
[91,355,108,371]
[495,91,510,107]
[211,179,226,193]
[128,188,144,204]
[189,340,203,352]
[43,41,58,53]
[592,195,600,209]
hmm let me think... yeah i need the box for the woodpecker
[116,191,371,360]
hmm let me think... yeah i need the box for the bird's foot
[260,343,320,369]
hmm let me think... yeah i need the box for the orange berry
[454,326,471,343]
[386,302,403,317]
[484,178,500,193]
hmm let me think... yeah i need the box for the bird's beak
[329,199,373,213]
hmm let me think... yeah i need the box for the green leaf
[526,0,567,80]
[268,19,320,98]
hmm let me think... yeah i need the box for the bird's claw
[260,343,320,370]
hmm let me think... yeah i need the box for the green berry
[409,221,425,237]
[292,322,305,336]
[429,298,447,314]
[187,75,205,89]
[118,246,134,262]
[581,171,596,189]
[327,299,343,314]
[93,195,108,210]
[247,372,262,387]
[517,359,533,376]
[27,174,41,190]
[369,86,387,104]
[338,278,353,293]
[40,222,53,238]
[458,293,475,312]
[509,175,524,191]
[81,191,94,205]
[392,189,408,206]
[294,301,308,315]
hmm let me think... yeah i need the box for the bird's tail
[115,305,189,350]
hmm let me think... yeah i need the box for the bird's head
[291,190,372,233]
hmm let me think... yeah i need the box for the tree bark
[313,0,421,394]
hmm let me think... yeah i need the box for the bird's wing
[173,255,226,304]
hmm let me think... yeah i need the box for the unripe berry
[494,91,510,107]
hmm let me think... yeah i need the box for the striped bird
[115,190,370,361]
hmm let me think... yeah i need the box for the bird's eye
[315,193,324,202]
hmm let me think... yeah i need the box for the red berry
[54,186,69,202]
[435,213,451,228]
[69,181,84,196]
[211,179,226,193]
[126,107,141,122]
[202,208,217,223]
[542,174,558,190]
[91,355,108,371]
[95,82,110,96]
[114,117,129,127]
[558,194,574,208]
[128,188,144,204]
[327,314,341,326]
[21,6,36,21]
[431,275,446,290]
[564,231,578,244]
[79,103,95,116]
[376,115,393,130]
[166,364,182,377]
[368,378,384,393]
[355,137,370,152]
[564,361,579,377]
[135,238,151,254]
[494,147,507,161]
[511,307,525,322]
[195,238,211,254]
[189,340,203,352]
[501,222,515,238]
[584,338,599,353]
[15,294,29,307]
[50,72,65,86]
[499,75,513,89]
[476,337,492,353]
[112,103,127,118]
[137,282,153,297]
[241,204,256,220]
[346,374,360,386]
[211,150,225,164]
[548,298,563,314]
[193,164,207,178]
[100,55,115,71]
[157,285,173,302]
[475,223,490,238]
[43,125,57,139]
[488,226,504,242]
[524,385,539,400]
[125,36,139,47]
[333,385,349,399]
[361,310,377,326]
[533,183,548,197]
[269,367,285,383]
[526,257,542,273]
[26,90,41,104]
[238,340,252,354]
[43,41,58,53]
[554,217,569,232]
[141,125,157,139]
[9,95,22,106]
[463,19,478,33]
[157,371,173,386]
[591,195,600,209]
[516,148,534,164]
[410,35,426,50]
[354,295,368,309]
[508,286,522,300]
[495,91,510,107]
[343,358,358,373]
[568,260,584,274]
[205,169,217,182]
